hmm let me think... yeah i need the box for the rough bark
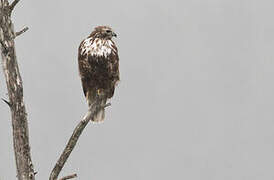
[0,0,35,180]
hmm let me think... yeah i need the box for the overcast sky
[1,0,274,179]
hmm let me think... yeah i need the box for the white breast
[81,38,116,58]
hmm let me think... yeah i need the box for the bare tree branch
[15,27,29,38]
[0,1,35,180]
[49,97,110,180]
[9,0,20,12]
[59,173,77,180]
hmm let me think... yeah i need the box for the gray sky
[1,0,274,179]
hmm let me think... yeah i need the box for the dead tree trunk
[0,0,35,180]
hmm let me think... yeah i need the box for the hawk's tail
[87,91,106,123]
[92,108,105,123]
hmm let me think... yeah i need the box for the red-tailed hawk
[78,26,119,122]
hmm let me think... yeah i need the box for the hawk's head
[90,26,117,40]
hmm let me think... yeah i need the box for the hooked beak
[112,32,117,37]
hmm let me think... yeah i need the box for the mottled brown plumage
[78,26,119,122]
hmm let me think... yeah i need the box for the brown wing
[78,40,92,97]
[108,42,120,98]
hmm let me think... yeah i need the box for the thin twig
[9,0,20,12]
[49,97,110,180]
[1,98,11,107]
[15,27,29,38]
[59,173,77,180]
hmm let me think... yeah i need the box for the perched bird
[78,26,120,122]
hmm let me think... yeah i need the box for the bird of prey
[78,26,119,122]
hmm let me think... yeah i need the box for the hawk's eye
[106,30,112,33]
